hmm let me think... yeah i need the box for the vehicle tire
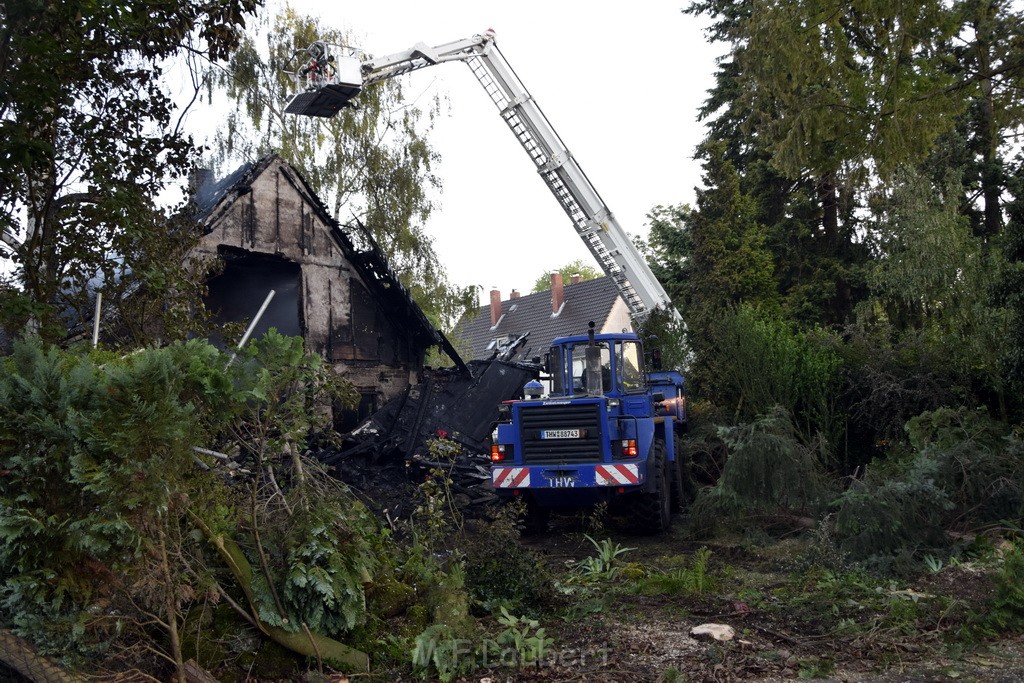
[669,456,684,512]
[629,439,672,534]
[520,498,550,535]
[670,434,698,512]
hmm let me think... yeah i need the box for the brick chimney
[510,289,521,299]
[550,272,564,315]
[189,167,214,196]
[570,273,582,285]
[490,287,502,326]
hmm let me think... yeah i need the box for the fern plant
[634,547,717,596]
[986,544,1024,633]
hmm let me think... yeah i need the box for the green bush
[690,408,835,536]
[0,338,225,660]
[832,407,1024,560]
[984,543,1024,634]
[462,506,553,615]
[703,306,844,459]
[0,334,390,676]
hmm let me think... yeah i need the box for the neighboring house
[194,154,455,429]
[453,273,632,363]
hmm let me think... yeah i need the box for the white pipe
[91,291,102,348]
[193,446,231,460]
[226,289,275,366]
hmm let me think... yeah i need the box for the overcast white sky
[212,1,722,305]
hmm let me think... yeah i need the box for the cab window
[617,341,644,393]
[571,343,611,394]
[548,346,565,395]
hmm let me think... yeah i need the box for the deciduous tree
[530,259,602,293]
[205,5,474,328]
[0,0,259,342]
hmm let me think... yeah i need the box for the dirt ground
[461,515,1024,683]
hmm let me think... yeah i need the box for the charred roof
[195,154,465,370]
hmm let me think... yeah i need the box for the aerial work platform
[283,41,364,117]
[281,30,679,322]
[283,82,362,117]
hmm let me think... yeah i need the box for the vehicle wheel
[629,439,671,534]
[670,434,698,512]
[669,456,684,512]
[520,498,550,535]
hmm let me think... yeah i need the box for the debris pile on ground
[317,359,539,516]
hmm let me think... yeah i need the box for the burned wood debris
[318,358,539,515]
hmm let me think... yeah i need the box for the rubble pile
[317,359,540,517]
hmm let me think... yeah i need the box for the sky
[206,1,722,306]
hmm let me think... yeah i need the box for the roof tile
[453,276,624,362]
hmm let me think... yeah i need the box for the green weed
[923,554,944,573]
[658,665,687,682]
[573,535,636,581]
[981,543,1024,634]
[491,606,554,667]
[411,624,474,682]
[797,655,835,679]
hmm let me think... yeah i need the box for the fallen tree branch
[0,628,82,683]
[186,510,369,672]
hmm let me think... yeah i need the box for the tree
[645,204,690,306]
[737,0,963,180]
[650,141,778,343]
[0,0,259,343]
[953,0,1024,239]
[645,142,785,400]
[685,0,869,328]
[863,168,1010,412]
[205,6,474,328]
[716,0,1024,241]
[1002,160,1024,418]
[530,259,602,293]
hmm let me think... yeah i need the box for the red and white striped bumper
[491,463,644,489]
[492,467,531,488]
[595,464,641,486]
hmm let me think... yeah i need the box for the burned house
[193,155,452,428]
[453,272,632,363]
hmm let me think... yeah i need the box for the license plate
[541,429,581,439]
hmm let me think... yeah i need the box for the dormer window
[486,335,512,351]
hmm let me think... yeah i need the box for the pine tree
[648,141,778,378]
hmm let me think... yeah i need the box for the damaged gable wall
[194,156,426,416]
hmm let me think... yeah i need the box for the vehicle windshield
[571,343,610,394]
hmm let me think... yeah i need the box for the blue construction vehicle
[489,324,689,533]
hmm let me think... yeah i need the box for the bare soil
[461,516,1024,683]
